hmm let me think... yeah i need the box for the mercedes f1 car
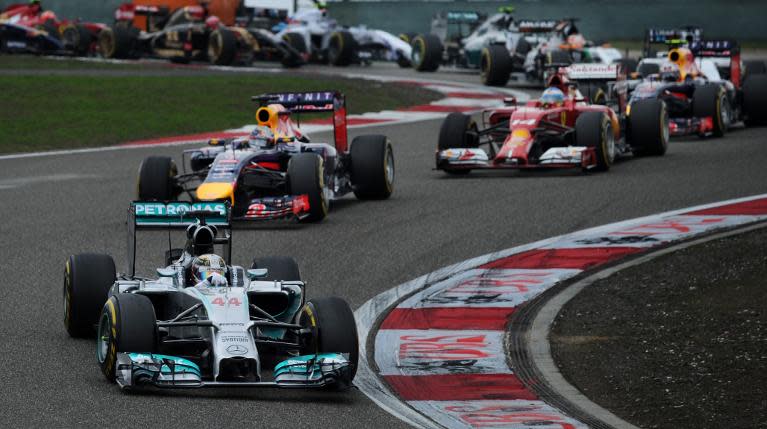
[0,1,106,55]
[436,63,669,174]
[136,91,394,222]
[627,40,767,138]
[100,2,303,67]
[479,18,625,86]
[275,4,412,67]
[63,201,358,390]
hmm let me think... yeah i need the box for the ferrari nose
[196,182,234,203]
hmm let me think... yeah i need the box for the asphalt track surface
[1,62,767,428]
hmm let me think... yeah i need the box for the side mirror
[503,97,517,106]
[247,268,268,280]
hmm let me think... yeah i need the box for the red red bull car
[137,91,394,222]
[436,63,669,174]
[0,1,106,55]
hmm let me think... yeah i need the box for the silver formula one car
[63,201,357,390]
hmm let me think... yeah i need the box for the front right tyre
[97,293,158,381]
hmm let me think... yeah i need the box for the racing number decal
[212,297,242,307]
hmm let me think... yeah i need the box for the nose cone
[197,182,234,203]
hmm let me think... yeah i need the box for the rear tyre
[575,111,614,171]
[614,58,638,74]
[350,135,394,200]
[137,156,178,200]
[99,25,135,59]
[742,74,767,126]
[298,297,359,384]
[288,153,327,222]
[64,253,116,338]
[629,99,668,156]
[208,28,237,66]
[61,24,92,55]
[480,45,511,86]
[327,31,355,66]
[251,256,301,281]
[692,84,726,137]
[97,293,158,381]
[411,34,442,72]
[437,112,478,175]
[581,82,608,104]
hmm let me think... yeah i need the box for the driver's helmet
[249,125,275,149]
[540,87,565,107]
[192,254,227,284]
[205,15,220,29]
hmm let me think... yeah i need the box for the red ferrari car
[0,1,106,55]
[436,63,669,174]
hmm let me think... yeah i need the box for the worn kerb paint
[357,194,767,429]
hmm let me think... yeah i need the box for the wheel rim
[605,122,616,163]
[384,145,395,191]
[96,312,111,363]
[208,32,221,62]
[100,31,115,57]
[720,95,729,130]
[412,39,423,66]
[480,49,489,81]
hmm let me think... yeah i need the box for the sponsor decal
[221,335,248,343]
[226,344,248,355]
[134,201,227,216]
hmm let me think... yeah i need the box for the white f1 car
[63,201,357,390]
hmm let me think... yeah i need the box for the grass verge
[0,59,440,154]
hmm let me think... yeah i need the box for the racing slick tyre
[411,34,442,72]
[251,256,301,281]
[742,75,767,126]
[288,153,328,222]
[137,156,179,201]
[481,44,511,86]
[40,19,60,39]
[575,111,615,172]
[208,28,237,66]
[692,84,727,137]
[614,58,638,75]
[437,112,479,175]
[282,32,307,55]
[64,253,116,338]
[97,293,158,382]
[281,32,306,68]
[99,25,136,59]
[637,62,660,78]
[60,24,92,56]
[398,32,417,44]
[628,99,668,156]
[581,82,608,105]
[350,135,394,200]
[328,30,355,66]
[298,297,359,385]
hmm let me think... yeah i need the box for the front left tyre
[97,293,158,381]
[64,253,116,338]
[411,34,442,72]
[327,31,355,66]
[575,111,615,171]
[288,153,328,222]
[480,45,511,87]
[692,83,727,137]
[208,28,237,66]
[298,297,359,384]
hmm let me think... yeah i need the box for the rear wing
[643,27,702,56]
[252,91,349,153]
[691,39,742,87]
[565,63,627,111]
[444,11,483,24]
[127,201,231,277]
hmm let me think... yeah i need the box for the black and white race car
[63,201,357,390]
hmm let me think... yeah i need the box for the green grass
[0,61,440,154]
